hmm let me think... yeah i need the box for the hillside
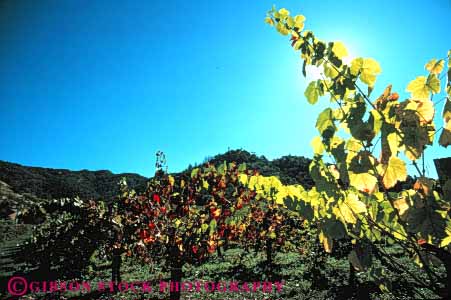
[200,149,314,187]
[0,160,148,201]
[0,150,314,204]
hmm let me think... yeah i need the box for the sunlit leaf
[293,15,306,30]
[320,231,333,253]
[316,108,336,137]
[350,58,382,87]
[415,99,435,124]
[264,17,274,26]
[427,74,441,94]
[311,136,325,155]
[349,173,378,194]
[305,81,320,104]
[406,76,429,99]
[278,8,290,18]
[337,192,367,224]
[425,58,444,75]
[276,22,289,35]
[440,223,451,247]
[406,75,440,99]
[393,197,410,220]
[378,156,407,189]
[332,41,348,59]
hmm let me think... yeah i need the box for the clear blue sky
[0,0,450,177]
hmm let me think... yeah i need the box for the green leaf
[305,81,320,104]
[283,196,296,211]
[346,138,363,153]
[209,219,217,235]
[324,63,339,78]
[191,168,200,178]
[322,219,347,239]
[316,108,336,138]
[349,250,365,271]
[297,200,314,221]
[369,110,383,136]
[426,74,441,94]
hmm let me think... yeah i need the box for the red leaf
[153,194,161,203]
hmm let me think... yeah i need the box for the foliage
[115,159,266,267]
[265,5,451,297]
[17,197,111,279]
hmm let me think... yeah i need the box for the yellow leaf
[168,175,175,186]
[346,193,367,214]
[350,57,382,87]
[415,99,435,124]
[279,8,290,17]
[319,231,333,253]
[346,137,363,153]
[328,165,340,180]
[406,75,440,99]
[264,17,274,26]
[440,223,451,247]
[286,16,294,27]
[323,236,333,253]
[440,235,451,248]
[294,15,306,30]
[425,58,444,75]
[349,173,378,194]
[311,136,325,155]
[406,76,429,99]
[350,58,363,76]
[379,156,407,189]
[202,179,209,190]
[332,41,348,59]
[238,174,248,185]
[338,193,367,224]
[324,63,339,78]
[393,197,410,220]
[276,22,289,35]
